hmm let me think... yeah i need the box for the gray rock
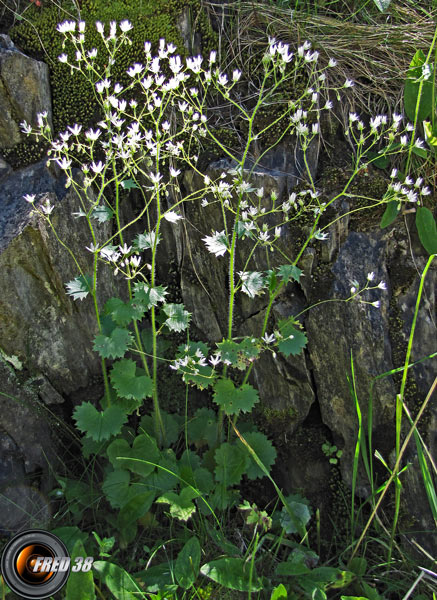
[306,231,396,487]
[0,161,119,395]
[0,483,51,535]
[177,7,202,55]
[0,156,12,181]
[0,35,52,149]
[0,359,54,534]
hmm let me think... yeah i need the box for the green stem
[150,148,165,447]
[388,253,435,562]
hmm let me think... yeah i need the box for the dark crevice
[302,343,327,430]
[241,302,270,324]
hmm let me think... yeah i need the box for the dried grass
[202,0,437,120]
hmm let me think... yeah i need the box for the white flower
[296,123,309,135]
[350,286,357,294]
[186,55,203,73]
[390,168,398,179]
[414,177,423,188]
[324,100,333,110]
[36,111,48,128]
[149,57,160,74]
[58,53,68,63]
[127,63,144,77]
[20,121,32,134]
[95,21,104,35]
[378,281,387,290]
[164,211,183,223]
[328,57,337,67]
[232,69,242,82]
[119,19,133,32]
[372,300,380,308]
[96,78,111,93]
[367,272,375,281]
[85,128,101,141]
[400,135,408,146]
[85,243,99,253]
[170,167,181,177]
[87,48,98,59]
[218,73,228,86]
[209,353,221,367]
[421,186,431,196]
[262,333,276,344]
[414,138,425,149]
[41,200,54,215]
[68,123,82,136]
[209,50,217,64]
[259,231,270,243]
[119,243,132,255]
[23,194,36,203]
[169,55,182,74]
[305,50,319,63]
[291,109,306,123]
[202,231,228,256]
[344,79,354,88]
[149,172,163,184]
[91,161,104,174]
[130,255,141,269]
[56,157,71,170]
[109,21,117,39]
[57,21,76,33]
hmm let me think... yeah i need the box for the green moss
[263,404,297,426]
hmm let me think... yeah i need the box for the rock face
[0,161,119,395]
[0,360,53,534]
[0,160,122,533]
[0,35,52,149]
[306,231,397,488]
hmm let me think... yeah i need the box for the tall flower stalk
[22,20,417,448]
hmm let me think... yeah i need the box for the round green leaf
[200,558,262,592]
[416,207,437,255]
[214,442,249,486]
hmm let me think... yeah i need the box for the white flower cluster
[387,170,430,204]
[99,243,145,278]
[170,346,222,375]
[348,272,387,309]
